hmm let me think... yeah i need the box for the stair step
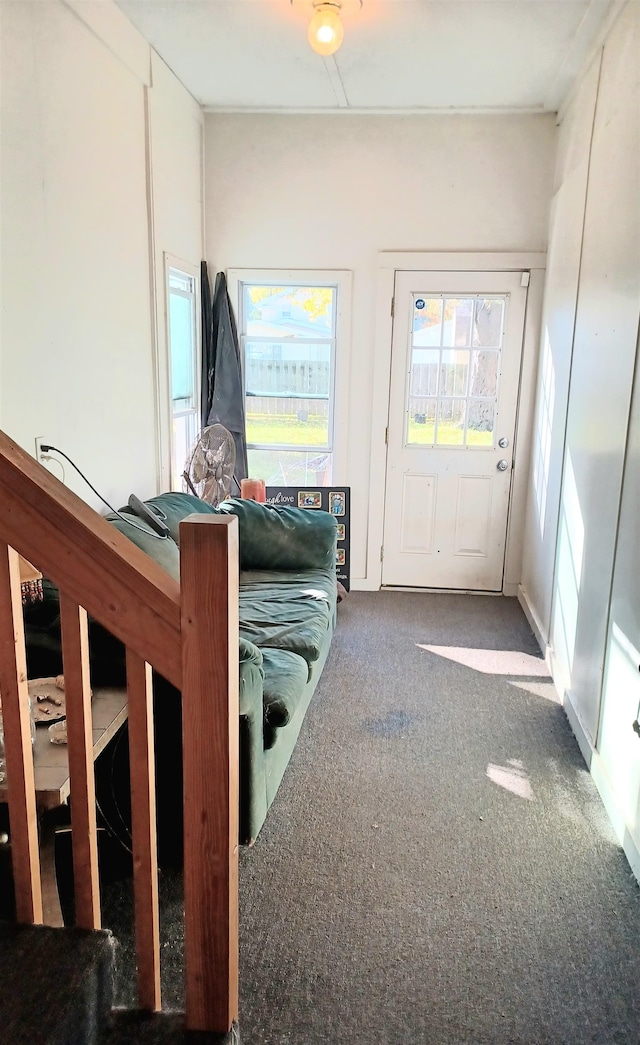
[0,921,114,1045]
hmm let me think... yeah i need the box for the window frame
[163,255,201,491]
[227,268,352,484]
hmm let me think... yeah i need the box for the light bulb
[308,3,344,56]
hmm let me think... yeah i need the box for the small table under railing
[0,686,128,925]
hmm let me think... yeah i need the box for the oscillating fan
[182,424,237,506]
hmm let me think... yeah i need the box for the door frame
[363,252,546,594]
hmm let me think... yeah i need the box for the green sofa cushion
[128,493,338,574]
[238,569,336,668]
[103,511,181,581]
[260,648,310,750]
[218,499,337,572]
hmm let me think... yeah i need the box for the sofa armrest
[219,499,337,572]
[238,636,264,717]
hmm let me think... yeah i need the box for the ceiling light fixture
[293,0,362,58]
[308,2,344,56]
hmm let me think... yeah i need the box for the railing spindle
[126,648,161,1012]
[59,594,100,929]
[0,542,43,924]
[180,515,239,1035]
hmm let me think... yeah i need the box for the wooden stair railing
[0,431,238,1035]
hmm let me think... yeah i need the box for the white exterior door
[382,270,528,591]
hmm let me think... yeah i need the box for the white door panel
[382,271,527,591]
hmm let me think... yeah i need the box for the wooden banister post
[59,595,101,930]
[180,515,239,1035]
[0,543,43,924]
[126,649,161,1012]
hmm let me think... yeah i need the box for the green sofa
[99,492,338,845]
[24,493,337,846]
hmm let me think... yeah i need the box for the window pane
[407,398,436,445]
[169,292,194,401]
[443,299,473,347]
[473,299,504,347]
[439,349,469,397]
[470,350,499,397]
[410,348,439,396]
[244,286,334,338]
[246,397,330,448]
[436,399,466,444]
[466,400,495,445]
[245,342,330,396]
[248,448,332,486]
[172,412,198,491]
[412,297,442,345]
[169,272,193,293]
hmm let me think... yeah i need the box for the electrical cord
[40,444,169,540]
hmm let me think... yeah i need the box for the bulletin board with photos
[265,486,351,591]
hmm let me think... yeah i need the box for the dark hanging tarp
[201,266,248,493]
[200,260,213,427]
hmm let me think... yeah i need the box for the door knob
[497,459,509,471]
[498,436,509,448]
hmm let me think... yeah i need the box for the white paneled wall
[204,112,556,582]
[520,0,640,875]
[0,0,203,508]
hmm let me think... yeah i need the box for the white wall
[0,0,203,509]
[204,112,556,581]
[147,51,204,492]
[520,1,640,875]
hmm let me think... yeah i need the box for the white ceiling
[115,0,619,112]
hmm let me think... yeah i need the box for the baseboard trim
[591,752,640,884]
[563,690,594,770]
[517,584,548,658]
[350,578,379,592]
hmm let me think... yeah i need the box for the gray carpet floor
[104,591,640,1044]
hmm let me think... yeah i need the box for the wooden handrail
[0,430,239,1035]
[0,432,181,688]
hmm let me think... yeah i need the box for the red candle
[240,478,266,502]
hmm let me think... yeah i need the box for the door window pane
[470,351,499,397]
[443,299,473,347]
[410,348,439,396]
[466,401,495,445]
[473,299,504,347]
[405,294,506,449]
[407,399,436,444]
[412,297,443,344]
[439,349,469,397]
[437,399,466,444]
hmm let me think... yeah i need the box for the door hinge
[384,427,389,445]
[380,546,384,562]
[391,297,395,317]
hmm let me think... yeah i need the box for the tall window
[167,267,199,490]
[238,282,338,485]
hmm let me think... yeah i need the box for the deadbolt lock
[497,459,509,471]
[498,436,509,448]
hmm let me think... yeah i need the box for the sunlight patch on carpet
[417,644,550,677]
[508,679,560,702]
[486,758,534,800]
